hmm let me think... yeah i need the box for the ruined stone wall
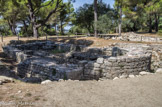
[149,44,162,71]
[2,41,157,81]
[14,41,86,52]
[83,54,151,79]
[18,58,83,81]
[122,32,162,42]
[114,43,162,71]
[3,46,28,63]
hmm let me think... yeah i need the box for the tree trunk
[94,0,98,37]
[27,0,39,38]
[17,33,20,41]
[60,21,64,35]
[33,26,39,38]
[119,7,122,37]
[149,16,152,33]
[55,24,57,34]
[27,0,60,38]
[155,13,159,32]
[23,20,28,33]
[7,20,16,35]
[11,26,17,35]
[0,33,3,42]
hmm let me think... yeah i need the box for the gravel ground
[1,74,162,107]
[37,73,162,107]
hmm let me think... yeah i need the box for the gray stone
[23,77,41,83]
[93,68,101,71]
[58,79,64,82]
[139,71,150,75]
[94,63,101,68]
[97,58,104,64]
[113,77,119,80]
[104,61,112,66]
[0,76,14,84]
[128,74,135,78]
[156,68,162,73]
[108,57,117,62]
[119,74,128,79]
[41,80,52,84]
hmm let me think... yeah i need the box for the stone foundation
[122,32,162,42]
[3,41,161,81]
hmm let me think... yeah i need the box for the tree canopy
[0,0,162,37]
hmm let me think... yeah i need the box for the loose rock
[156,68,162,73]
[41,80,52,84]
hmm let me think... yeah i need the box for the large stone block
[96,58,104,64]
[94,63,101,68]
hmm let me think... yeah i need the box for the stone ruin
[102,32,162,43]
[2,40,162,82]
[122,32,162,42]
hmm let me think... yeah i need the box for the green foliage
[97,11,117,33]
[58,1,75,35]
[158,17,162,34]
[71,1,114,34]
[0,0,73,37]
[63,72,67,80]
[0,19,11,35]
[121,0,162,32]
[0,0,162,37]
[122,18,134,32]
[69,26,88,34]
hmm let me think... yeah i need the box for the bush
[158,30,162,36]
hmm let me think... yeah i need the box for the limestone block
[156,68,162,73]
[96,58,104,64]
[41,80,52,84]
[107,57,117,62]
[94,63,101,68]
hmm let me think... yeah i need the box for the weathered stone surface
[122,32,162,43]
[139,71,150,75]
[129,74,135,78]
[94,63,101,68]
[41,80,52,84]
[3,40,160,81]
[97,58,104,64]
[119,73,128,79]
[156,68,162,73]
[0,76,14,85]
[108,57,117,62]
[23,77,42,83]
[113,77,119,80]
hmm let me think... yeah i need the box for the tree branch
[36,0,62,28]
[34,0,54,14]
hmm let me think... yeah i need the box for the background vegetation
[0,0,162,37]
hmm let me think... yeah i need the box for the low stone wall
[114,43,162,71]
[122,32,162,42]
[83,54,151,79]
[14,41,86,52]
[17,58,83,81]
[3,46,28,63]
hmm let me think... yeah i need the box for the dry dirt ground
[0,74,162,107]
[0,35,162,107]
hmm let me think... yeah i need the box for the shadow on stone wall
[48,37,94,46]
[0,52,18,79]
